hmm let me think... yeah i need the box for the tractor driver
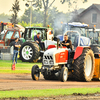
[34,32,44,50]
[62,34,72,59]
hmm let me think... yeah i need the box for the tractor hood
[44,48,57,55]
[43,48,68,66]
[44,48,68,55]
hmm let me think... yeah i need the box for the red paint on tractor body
[74,46,84,60]
[47,45,56,49]
[55,50,68,63]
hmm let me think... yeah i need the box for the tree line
[0,0,87,30]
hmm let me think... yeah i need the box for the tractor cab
[23,27,53,41]
[57,22,89,41]
[0,29,21,46]
[0,28,23,55]
[86,28,100,44]
[64,30,91,50]
[61,22,100,46]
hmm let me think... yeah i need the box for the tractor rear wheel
[60,67,68,82]
[20,42,40,62]
[73,49,95,82]
[31,65,40,80]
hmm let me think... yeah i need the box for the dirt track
[1,73,100,99]
[0,73,100,91]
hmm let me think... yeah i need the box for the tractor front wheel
[31,65,40,80]
[60,67,68,82]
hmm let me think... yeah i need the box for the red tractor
[31,30,100,82]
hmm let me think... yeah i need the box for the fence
[0,46,13,60]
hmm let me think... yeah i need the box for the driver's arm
[62,43,69,46]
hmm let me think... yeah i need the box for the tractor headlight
[44,60,48,64]
[49,60,54,64]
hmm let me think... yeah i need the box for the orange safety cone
[12,62,16,70]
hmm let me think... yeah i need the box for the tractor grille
[44,55,53,60]
[43,55,54,65]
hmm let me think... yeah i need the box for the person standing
[10,37,21,64]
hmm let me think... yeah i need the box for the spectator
[10,37,21,64]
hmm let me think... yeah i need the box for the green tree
[21,8,44,24]
[18,21,43,27]
[23,0,88,27]
[38,0,56,27]
[60,0,88,4]
[47,7,70,28]
[10,0,20,24]
[35,0,88,27]
[23,0,57,27]
[21,8,30,24]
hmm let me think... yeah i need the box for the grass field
[0,60,42,73]
[0,88,100,98]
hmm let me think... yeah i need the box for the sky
[0,0,100,17]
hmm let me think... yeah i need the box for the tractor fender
[74,46,90,60]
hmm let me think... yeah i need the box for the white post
[27,0,35,27]
[30,1,32,27]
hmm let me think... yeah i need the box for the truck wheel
[60,67,68,82]
[73,49,95,82]
[31,65,40,80]
[20,42,40,62]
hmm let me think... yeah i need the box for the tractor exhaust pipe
[57,39,59,49]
